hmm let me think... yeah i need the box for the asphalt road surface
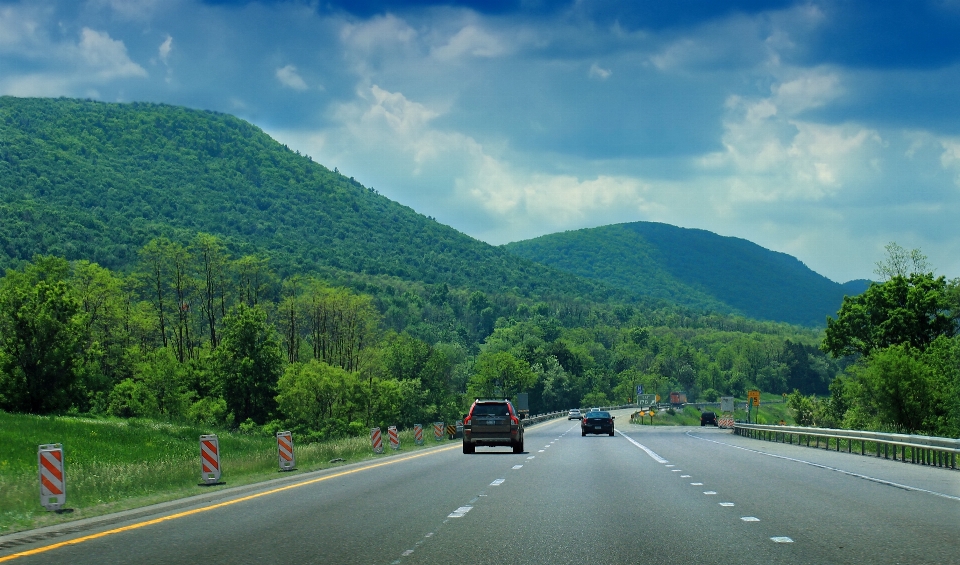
[2,410,958,564]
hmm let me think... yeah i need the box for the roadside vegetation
[0,410,450,534]
[789,244,960,437]
[629,396,795,427]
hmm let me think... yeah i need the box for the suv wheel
[463,443,475,454]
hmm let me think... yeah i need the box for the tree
[276,359,360,432]
[467,351,537,400]
[874,242,930,281]
[214,304,284,425]
[823,273,955,358]
[0,259,87,414]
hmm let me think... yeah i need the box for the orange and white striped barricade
[414,424,424,445]
[38,444,65,511]
[434,422,444,441]
[277,431,295,471]
[388,426,400,450]
[718,416,735,429]
[199,434,222,484]
[371,427,384,454]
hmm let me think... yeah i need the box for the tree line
[1,234,853,441]
[789,244,960,437]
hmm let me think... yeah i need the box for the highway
[2,409,958,564]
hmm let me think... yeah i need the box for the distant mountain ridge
[0,96,613,302]
[504,222,867,327]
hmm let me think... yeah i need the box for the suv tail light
[510,414,519,425]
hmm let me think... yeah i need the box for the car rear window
[473,403,509,416]
[586,412,610,418]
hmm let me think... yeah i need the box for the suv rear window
[473,403,510,416]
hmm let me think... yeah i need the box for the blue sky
[2,0,960,283]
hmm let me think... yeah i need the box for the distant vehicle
[669,392,687,406]
[462,399,524,454]
[581,411,615,436]
[568,409,582,420]
[700,411,718,426]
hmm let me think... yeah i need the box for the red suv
[462,399,525,454]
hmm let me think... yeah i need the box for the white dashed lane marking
[447,506,473,518]
[490,479,505,486]
[704,491,717,495]
[771,537,794,543]
[512,464,523,469]
[719,502,735,507]
[691,482,704,486]
[742,517,760,522]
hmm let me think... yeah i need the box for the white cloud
[77,28,147,79]
[702,71,880,203]
[939,138,960,186]
[340,14,416,53]
[431,25,507,60]
[275,64,308,91]
[588,63,611,80]
[0,5,40,50]
[158,34,172,64]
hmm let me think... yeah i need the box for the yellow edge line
[1,444,459,562]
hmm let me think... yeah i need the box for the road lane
[3,411,958,564]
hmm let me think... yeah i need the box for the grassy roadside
[0,411,455,535]
[629,400,796,427]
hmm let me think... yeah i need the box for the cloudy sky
[2,0,960,283]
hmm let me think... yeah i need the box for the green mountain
[0,96,612,301]
[504,222,864,327]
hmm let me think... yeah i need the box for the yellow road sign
[747,390,761,406]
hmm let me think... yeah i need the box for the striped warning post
[38,444,65,511]
[277,431,295,471]
[371,427,384,454]
[434,422,444,441]
[199,434,222,484]
[388,426,400,450]
[446,424,456,439]
[718,417,735,429]
[414,424,424,445]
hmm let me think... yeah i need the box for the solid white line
[686,431,960,503]
[617,431,669,463]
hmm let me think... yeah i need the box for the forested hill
[505,222,866,327]
[0,96,609,300]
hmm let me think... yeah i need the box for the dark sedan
[581,411,615,436]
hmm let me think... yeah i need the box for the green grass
[629,403,796,427]
[0,411,454,535]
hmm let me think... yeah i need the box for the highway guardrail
[734,423,959,470]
